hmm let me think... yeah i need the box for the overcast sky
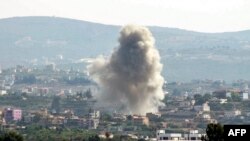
[0,0,250,33]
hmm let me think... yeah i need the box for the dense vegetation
[0,94,52,110]
[202,123,224,141]
[0,131,24,141]
[0,125,141,141]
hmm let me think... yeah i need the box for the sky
[0,0,250,33]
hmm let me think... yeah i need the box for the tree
[213,90,226,99]
[231,93,241,102]
[222,103,234,110]
[194,94,206,105]
[105,132,110,139]
[33,114,42,123]
[101,113,112,121]
[203,93,212,101]
[88,135,100,141]
[0,131,24,141]
[203,123,224,141]
[194,93,212,105]
[201,135,207,141]
[209,102,222,111]
[127,115,133,121]
[51,96,61,114]
[76,91,84,98]
[85,89,93,99]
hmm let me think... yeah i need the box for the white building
[224,110,241,118]
[87,118,99,129]
[156,130,202,141]
[157,130,182,141]
[89,110,100,119]
[183,130,203,140]
[0,90,7,95]
[219,99,227,104]
[194,102,210,112]
[226,92,231,98]
[88,110,100,129]
[202,113,211,119]
[241,92,249,100]
[64,89,72,95]
[202,102,210,112]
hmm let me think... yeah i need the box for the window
[163,137,168,140]
[191,137,196,140]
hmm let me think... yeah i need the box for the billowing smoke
[88,25,165,115]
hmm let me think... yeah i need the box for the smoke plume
[88,25,165,115]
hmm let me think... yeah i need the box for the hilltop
[0,16,250,82]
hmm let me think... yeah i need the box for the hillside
[0,16,250,82]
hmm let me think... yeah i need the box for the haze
[0,0,250,33]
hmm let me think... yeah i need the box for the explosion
[88,25,165,115]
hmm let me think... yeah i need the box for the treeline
[15,74,36,84]
[0,123,225,141]
[0,126,139,141]
[63,76,92,85]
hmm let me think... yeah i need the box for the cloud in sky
[0,0,250,32]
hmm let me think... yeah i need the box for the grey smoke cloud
[88,25,165,115]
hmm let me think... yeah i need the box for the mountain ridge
[0,16,250,82]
